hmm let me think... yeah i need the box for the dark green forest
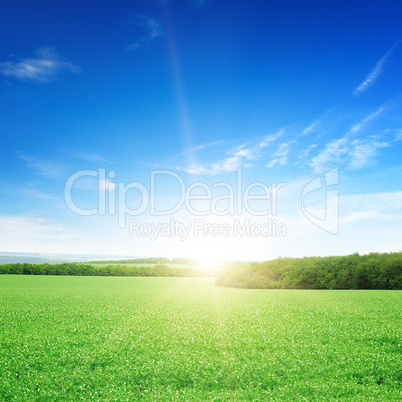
[216,252,402,289]
[87,257,170,264]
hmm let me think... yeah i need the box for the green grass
[0,276,401,400]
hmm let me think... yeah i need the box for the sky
[1,0,402,261]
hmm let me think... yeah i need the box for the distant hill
[0,252,150,264]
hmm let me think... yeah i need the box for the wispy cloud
[300,120,319,136]
[266,141,294,168]
[190,141,223,153]
[180,102,397,176]
[155,140,223,169]
[353,41,400,97]
[0,216,67,251]
[127,14,162,50]
[186,144,256,175]
[341,191,402,220]
[0,47,80,83]
[347,138,390,169]
[16,152,63,179]
[347,107,384,135]
[309,137,348,172]
[310,136,390,172]
[185,131,283,175]
[36,217,50,223]
[177,140,223,159]
[258,129,284,147]
[188,0,210,7]
[69,151,114,164]
[297,107,339,139]
[21,189,58,200]
[394,129,402,141]
[99,179,116,192]
[309,107,387,172]
[297,144,317,160]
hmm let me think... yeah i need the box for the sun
[200,256,220,272]
[198,244,224,274]
[184,239,226,273]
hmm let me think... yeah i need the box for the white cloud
[301,120,319,136]
[347,139,390,169]
[179,141,224,158]
[69,151,114,164]
[297,108,339,138]
[185,165,211,175]
[99,179,116,191]
[185,130,283,175]
[21,189,58,200]
[353,41,400,97]
[394,129,402,141]
[347,107,384,135]
[16,152,64,179]
[266,141,294,168]
[309,107,388,172]
[0,216,67,251]
[309,137,349,172]
[188,141,223,153]
[0,47,80,83]
[340,191,402,226]
[258,129,284,147]
[157,141,224,169]
[127,14,162,50]
[186,145,256,175]
[297,143,317,160]
[310,136,390,172]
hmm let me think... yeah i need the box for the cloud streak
[347,107,384,135]
[0,47,80,83]
[309,107,387,172]
[266,141,294,168]
[297,143,317,160]
[0,216,68,253]
[22,189,58,200]
[394,130,402,142]
[69,151,114,165]
[16,152,64,179]
[310,135,390,172]
[127,14,163,50]
[188,0,210,7]
[301,120,319,136]
[185,130,283,175]
[347,138,390,169]
[186,145,256,175]
[353,41,400,97]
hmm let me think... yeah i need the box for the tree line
[216,252,402,290]
[87,257,170,264]
[0,263,212,277]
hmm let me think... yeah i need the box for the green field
[0,276,401,400]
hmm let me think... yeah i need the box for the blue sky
[1,0,402,260]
